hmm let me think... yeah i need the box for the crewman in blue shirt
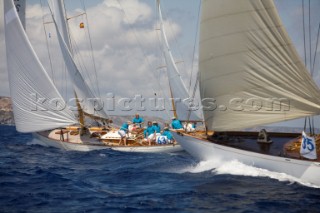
[118,121,131,146]
[145,121,156,145]
[162,127,174,143]
[152,121,161,133]
[171,116,183,129]
[132,113,144,128]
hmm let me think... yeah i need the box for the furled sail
[157,0,200,121]
[199,0,320,131]
[4,0,77,132]
[48,0,109,120]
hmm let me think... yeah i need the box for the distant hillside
[0,97,14,125]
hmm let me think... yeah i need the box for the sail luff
[157,0,199,120]
[4,0,77,132]
[199,0,320,131]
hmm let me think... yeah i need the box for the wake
[174,159,320,188]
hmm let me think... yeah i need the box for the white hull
[33,132,183,153]
[171,131,320,186]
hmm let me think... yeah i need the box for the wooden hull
[171,130,320,186]
[32,130,183,153]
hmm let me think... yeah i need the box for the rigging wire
[81,0,102,99]
[308,0,312,72]
[308,0,315,135]
[302,0,307,68]
[311,23,320,76]
[302,0,308,131]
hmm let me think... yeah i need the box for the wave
[173,158,320,188]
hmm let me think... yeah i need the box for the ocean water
[1,125,320,213]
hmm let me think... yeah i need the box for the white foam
[174,159,320,188]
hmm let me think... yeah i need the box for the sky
[1,0,320,124]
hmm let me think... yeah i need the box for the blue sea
[1,125,320,213]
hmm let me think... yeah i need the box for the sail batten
[199,0,320,131]
[4,0,77,133]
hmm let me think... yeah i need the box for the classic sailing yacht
[171,0,320,186]
[3,0,182,152]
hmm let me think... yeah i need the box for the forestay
[199,0,320,131]
[4,0,77,132]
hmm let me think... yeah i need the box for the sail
[157,0,199,121]
[4,0,77,133]
[48,0,109,119]
[48,0,72,51]
[199,0,320,131]
[13,0,26,29]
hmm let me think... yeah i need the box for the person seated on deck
[145,121,156,146]
[159,126,174,144]
[132,113,144,128]
[171,116,183,130]
[118,121,131,146]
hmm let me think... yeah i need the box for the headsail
[157,0,200,121]
[48,0,109,120]
[199,0,320,131]
[4,0,77,132]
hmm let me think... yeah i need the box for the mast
[74,92,85,134]
[169,86,178,118]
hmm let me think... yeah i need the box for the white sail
[157,0,200,121]
[13,0,26,29]
[48,0,72,50]
[4,0,77,133]
[48,0,109,119]
[199,0,320,131]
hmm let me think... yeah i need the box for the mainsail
[4,0,77,132]
[157,0,199,121]
[48,0,109,120]
[199,0,320,131]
